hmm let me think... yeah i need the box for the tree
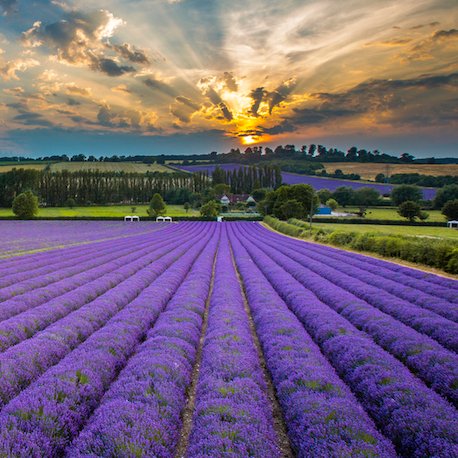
[251,188,268,201]
[332,187,354,207]
[12,191,38,219]
[442,199,458,220]
[259,184,318,220]
[147,193,166,217]
[317,189,332,204]
[433,185,458,209]
[398,201,422,221]
[184,202,190,214]
[375,173,386,183]
[200,200,220,217]
[213,183,230,195]
[391,185,422,206]
[276,199,304,220]
[353,187,381,206]
[326,198,338,211]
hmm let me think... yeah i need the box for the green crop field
[0,205,198,218]
[337,207,445,222]
[49,162,172,173]
[322,162,458,181]
[312,222,457,240]
[0,162,174,174]
[0,163,49,173]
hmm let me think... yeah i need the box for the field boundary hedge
[264,216,458,274]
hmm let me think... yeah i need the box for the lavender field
[175,163,437,200]
[0,221,456,457]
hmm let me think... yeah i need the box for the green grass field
[336,207,445,222]
[0,205,198,218]
[313,222,458,240]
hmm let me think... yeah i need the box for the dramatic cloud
[249,87,266,116]
[143,77,177,98]
[108,43,149,64]
[170,96,200,123]
[0,58,40,81]
[268,78,296,114]
[0,0,457,156]
[90,57,135,77]
[222,72,237,92]
[21,9,141,76]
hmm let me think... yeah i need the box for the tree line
[211,165,282,194]
[4,142,451,165]
[0,169,209,207]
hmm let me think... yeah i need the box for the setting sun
[241,135,257,145]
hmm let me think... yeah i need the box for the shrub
[398,201,422,221]
[12,191,38,219]
[147,193,166,217]
[441,199,458,220]
[200,200,220,217]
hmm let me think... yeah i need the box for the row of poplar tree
[0,165,282,207]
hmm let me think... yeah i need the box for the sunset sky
[0,0,457,157]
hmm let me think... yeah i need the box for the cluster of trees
[376,173,457,188]
[1,142,425,166]
[219,145,415,164]
[259,184,318,220]
[317,187,382,208]
[211,165,282,194]
[0,169,209,207]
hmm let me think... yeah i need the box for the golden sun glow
[241,135,257,145]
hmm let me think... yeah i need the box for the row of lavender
[229,223,457,456]
[0,220,163,257]
[0,222,216,455]
[0,221,456,456]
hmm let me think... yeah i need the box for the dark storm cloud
[249,87,266,116]
[22,9,142,76]
[170,96,201,123]
[144,77,177,98]
[268,78,296,114]
[90,58,135,77]
[201,85,233,121]
[13,112,53,127]
[432,29,458,40]
[175,96,200,110]
[260,120,296,135]
[108,43,149,64]
[261,73,458,133]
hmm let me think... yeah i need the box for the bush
[433,185,458,209]
[326,198,338,211]
[264,216,304,237]
[397,201,422,221]
[391,185,422,205]
[147,193,166,217]
[12,191,38,219]
[441,199,458,220]
[200,200,220,217]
